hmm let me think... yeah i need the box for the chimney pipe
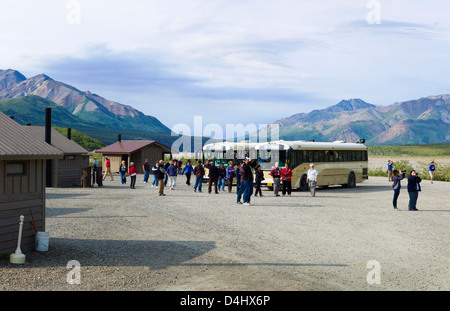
[26,123,31,126]
[67,128,72,140]
[45,108,52,187]
[118,134,122,142]
[45,108,51,145]
[9,116,14,120]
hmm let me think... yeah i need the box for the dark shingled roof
[96,140,173,154]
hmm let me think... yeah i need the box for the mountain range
[270,97,450,145]
[1,69,449,147]
[0,69,174,146]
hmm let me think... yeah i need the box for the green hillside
[53,127,105,151]
[368,143,450,157]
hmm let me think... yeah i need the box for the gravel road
[1,175,449,291]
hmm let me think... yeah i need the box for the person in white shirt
[306,164,319,197]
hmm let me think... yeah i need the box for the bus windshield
[258,150,287,170]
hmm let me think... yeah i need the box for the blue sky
[1,0,450,131]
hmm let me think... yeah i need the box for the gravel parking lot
[1,175,449,291]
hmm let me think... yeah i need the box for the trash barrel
[95,167,103,187]
[82,167,91,188]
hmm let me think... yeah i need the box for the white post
[10,215,26,264]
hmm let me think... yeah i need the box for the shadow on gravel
[46,193,90,200]
[180,262,348,267]
[15,239,216,270]
[46,208,93,218]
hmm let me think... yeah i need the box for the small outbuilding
[97,139,172,174]
[0,112,63,256]
[25,126,90,188]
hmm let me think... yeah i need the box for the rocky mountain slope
[271,97,450,145]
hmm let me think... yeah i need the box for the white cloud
[1,0,450,128]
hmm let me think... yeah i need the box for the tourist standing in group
[226,161,236,193]
[92,157,99,186]
[270,162,281,197]
[181,159,194,186]
[142,158,150,184]
[218,163,226,191]
[129,162,138,189]
[119,160,128,185]
[205,159,219,194]
[242,157,256,205]
[387,160,394,181]
[306,164,319,197]
[429,161,436,184]
[166,160,178,190]
[156,160,166,196]
[236,162,245,204]
[281,163,293,196]
[254,165,264,197]
[103,156,114,181]
[407,170,421,211]
[163,160,171,186]
[193,160,205,192]
[392,169,406,211]
[151,161,159,188]
[177,160,183,175]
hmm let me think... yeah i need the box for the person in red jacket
[103,156,114,181]
[129,162,138,189]
[281,163,293,196]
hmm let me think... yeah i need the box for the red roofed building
[96,139,173,174]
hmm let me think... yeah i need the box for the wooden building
[0,112,63,256]
[97,140,172,174]
[25,126,90,188]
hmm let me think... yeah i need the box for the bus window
[335,151,340,162]
[362,151,368,161]
[326,150,335,162]
[318,151,324,162]
[356,151,362,161]
[351,151,356,161]
[313,151,319,163]
[343,151,348,162]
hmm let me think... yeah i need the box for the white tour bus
[255,140,368,190]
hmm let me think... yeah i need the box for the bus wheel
[300,174,308,191]
[346,172,356,188]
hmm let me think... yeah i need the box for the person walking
[306,164,318,197]
[387,160,394,181]
[119,160,128,185]
[429,161,436,184]
[156,160,166,196]
[166,161,177,190]
[205,160,219,194]
[407,170,421,211]
[392,169,406,210]
[176,160,183,175]
[129,162,138,189]
[281,163,293,196]
[193,160,205,192]
[226,161,236,193]
[103,156,114,181]
[181,159,194,186]
[142,159,150,184]
[218,163,226,191]
[151,161,159,188]
[270,162,281,197]
[254,165,264,197]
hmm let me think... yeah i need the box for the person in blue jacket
[181,159,194,186]
[392,170,406,210]
[428,161,436,184]
[407,170,421,211]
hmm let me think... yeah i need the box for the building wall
[0,159,46,255]
[52,154,89,187]
[101,155,123,174]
